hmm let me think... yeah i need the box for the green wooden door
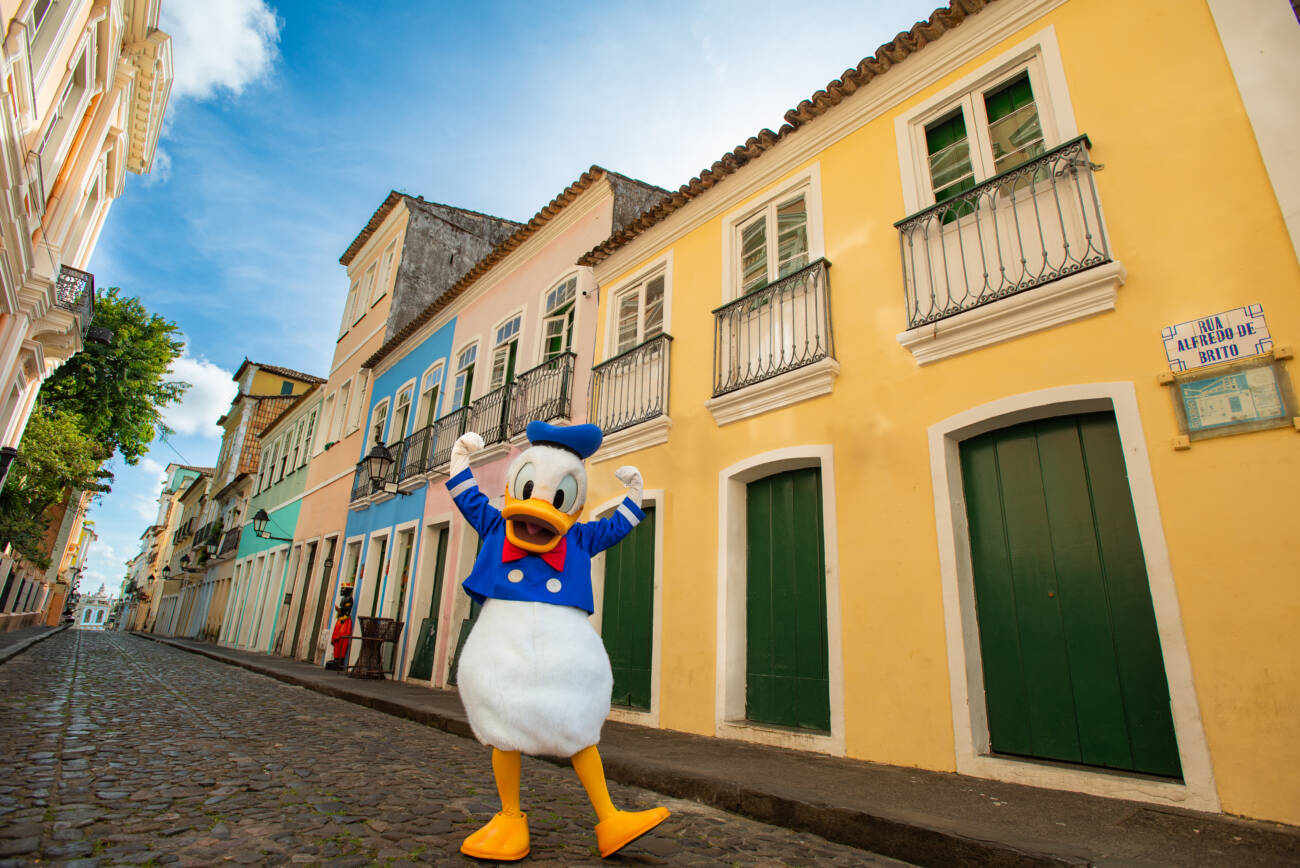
[960,412,1181,778]
[447,536,485,686]
[601,507,655,709]
[408,527,449,681]
[746,468,830,732]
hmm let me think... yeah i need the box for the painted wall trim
[926,381,1219,811]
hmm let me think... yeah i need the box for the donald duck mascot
[447,421,669,861]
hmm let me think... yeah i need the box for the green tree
[37,286,188,464]
[0,407,111,568]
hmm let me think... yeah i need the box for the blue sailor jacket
[447,467,645,614]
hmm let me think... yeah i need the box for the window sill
[704,358,840,427]
[592,415,672,463]
[896,260,1126,365]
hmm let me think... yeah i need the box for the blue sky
[79,0,942,595]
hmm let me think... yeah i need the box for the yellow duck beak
[502,491,578,553]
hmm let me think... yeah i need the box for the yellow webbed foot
[460,810,530,861]
[594,806,670,858]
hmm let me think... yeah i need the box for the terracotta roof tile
[577,0,994,267]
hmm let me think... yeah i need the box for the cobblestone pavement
[0,630,907,867]
[0,625,58,656]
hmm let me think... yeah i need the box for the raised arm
[446,432,502,538]
[574,465,646,555]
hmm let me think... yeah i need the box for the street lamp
[251,509,294,542]
[363,438,408,497]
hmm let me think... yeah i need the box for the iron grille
[712,258,833,397]
[589,334,672,435]
[895,135,1110,329]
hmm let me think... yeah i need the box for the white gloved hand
[614,465,643,508]
[450,431,484,476]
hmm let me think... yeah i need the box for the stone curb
[134,632,1078,866]
[0,623,70,665]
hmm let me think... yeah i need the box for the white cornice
[704,358,840,427]
[592,0,1068,282]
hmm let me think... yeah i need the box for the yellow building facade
[579,0,1298,825]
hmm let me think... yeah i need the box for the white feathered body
[457,598,612,757]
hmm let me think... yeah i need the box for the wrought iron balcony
[589,334,672,435]
[508,352,575,438]
[712,259,834,397]
[395,424,436,482]
[895,135,1111,330]
[54,266,95,337]
[218,527,240,556]
[350,461,371,502]
[429,406,471,470]
[469,384,511,448]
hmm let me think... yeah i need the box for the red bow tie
[502,536,567,571]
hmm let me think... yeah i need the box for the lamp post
[363,438,409,497]
[251,509,294,542]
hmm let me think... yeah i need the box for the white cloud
[161,353,237,437]
[162,0,281,100]
[140,147,172,187]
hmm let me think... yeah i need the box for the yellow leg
[571,744,616,821]
[571,745,670,858]
[493,748,522,816]
[460,749,529,861]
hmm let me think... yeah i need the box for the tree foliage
[0,288,186,566]
[0,407,111,568]
[37,287,188,465]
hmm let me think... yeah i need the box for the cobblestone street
[0,631,904,867]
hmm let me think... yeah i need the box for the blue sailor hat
[525,421,603,459]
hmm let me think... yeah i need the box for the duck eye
[553,474,578,512]
[511,463,536,500]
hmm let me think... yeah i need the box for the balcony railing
[589,334,672,435]
[395,424,436,482]
[469,384,512,447]
[347,357,581,504]
[508,352,575,437]
[712,258,834,397]
[218,528,240,556]
[429,406,471,472]
[895,135,1110,330]
[54,266,95,337]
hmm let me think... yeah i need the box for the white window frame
[603,255,671,359]
[416,362,445,428]
[349,371,369,432]
[355,265,375,323]
[318,394,336,451]
[300,408,318,465]
[719,164,825,304]
[895,27,1078,216]
[451,341,479,409]
[339,282,360,337]
[374,241,397,305]
[926,382,1218,812]
[715,445,844,755]
[539,273,580,362]
[368,398,390,450]
[335,379,353,440]
[489,311,524,390]
[390,380,416,445]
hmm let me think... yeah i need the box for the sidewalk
[0,622,67,663]
[136,633,1298,867]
